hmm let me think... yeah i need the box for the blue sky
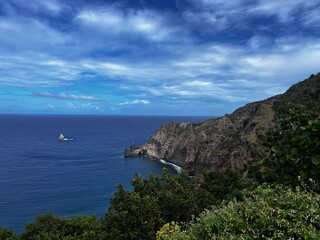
[1,0,320,116]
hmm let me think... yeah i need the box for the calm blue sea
[0,115,209,233]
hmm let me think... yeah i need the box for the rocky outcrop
[125,73,320,176]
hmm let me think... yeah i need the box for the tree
[105,185,162,240]
[201,169,250,204]
[104,169,209,240]
[0,226,18,240]
[21,212,104,240]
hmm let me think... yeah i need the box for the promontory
[125,73,320,177]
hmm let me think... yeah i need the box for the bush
[104,168,209,240]
[201,170,252,204]
[161,184,320,239]
[0,226,18,240]
[156,222,182,240]
[21,212,104,240]
[260,111,320,186]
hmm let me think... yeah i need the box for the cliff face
[125,73,320,176]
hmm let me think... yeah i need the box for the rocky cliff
[125,73,320,176]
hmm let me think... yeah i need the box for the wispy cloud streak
[33,92,100,101]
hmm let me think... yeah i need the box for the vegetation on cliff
[157,184,320,239]
[104,169,209,240]
[259,111,320,185]
[0,169,244,239]
[125,73,320,178]
[1,74,320,239]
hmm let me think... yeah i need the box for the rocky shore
[125,73,320,176]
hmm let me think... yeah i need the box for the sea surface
[0,115,209,232]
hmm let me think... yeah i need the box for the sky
[0,0,320,116]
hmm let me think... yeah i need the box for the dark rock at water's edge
[124,73,320,176]
[124,144,147,157]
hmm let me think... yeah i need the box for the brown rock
[125,73,320,176]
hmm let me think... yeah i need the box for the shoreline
[160,159,182,172]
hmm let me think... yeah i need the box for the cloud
[1,0,320,115]
[41,102,102,113]
[301,7,320,27]
[248,0,319,22]
[1,0,66,15]
[0,16,70,54]
[239,38,320,80]
[146,80,249,103]
[33,92,100,101]
[182,0,320,40]
[188,0,319,22]
[119,99,150,105]
[75,7,177,41]
[0,54,80,87]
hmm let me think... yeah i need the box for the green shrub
[21,212,104,240]
[260,111,320,186]
[201,170,253,205]
[156,222,183,240]
[162,184,320,239]
[104,168,209,240]
[0,226,18,240]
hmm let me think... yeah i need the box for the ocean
[0,115,209,232]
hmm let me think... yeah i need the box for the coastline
[160,159,182,172]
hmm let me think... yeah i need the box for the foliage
[201,170,252,204]
[260,111,320,186]
[273,73,320,117]
[161,184,320,239]
[4,108,320,239]
[21,212,104,240]
[104,168,209,240]
[104,184,162,240]
[1,169,245,240]
[156,222,182,240]
[0,226,18,240]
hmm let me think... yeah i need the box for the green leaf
[299,170,306,178]
[290,148,298,155]
[311,156,320,165]
[271,146,279,153]
[308,120,314,126]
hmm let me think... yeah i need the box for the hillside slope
[125,73,320,176]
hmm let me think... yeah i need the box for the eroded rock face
[125,100,276,176]
[125,74,320,176]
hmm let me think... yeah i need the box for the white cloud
[1,0,320,115]
[119,99,150,105]
[43,60,67,67]
[183,81,213,87]
[76,9,122,27]
[34,92,100,101]
[147,80,249,102]
[185,0,320,29]
[32,0,65,14]
[42,102,102,112]
[101,62,130,72]
[0,17,69,52]
[75,7,175,41]
[301,8,320,27]
[2,33,319,107]
[0,54,80,87]
[80,103,101,111]
[239,39,320,81]
[249,0,318,22]
[4,0,66,15]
